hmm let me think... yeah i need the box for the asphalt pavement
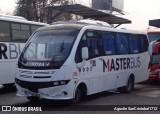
[0,81,160,113]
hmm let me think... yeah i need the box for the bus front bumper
[15,80,74,100]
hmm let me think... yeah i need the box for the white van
[15,20,150,102]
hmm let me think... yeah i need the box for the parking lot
[0,81,160,113]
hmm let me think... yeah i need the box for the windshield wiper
[50,40,65,64]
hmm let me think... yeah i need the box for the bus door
[75,30,104,94]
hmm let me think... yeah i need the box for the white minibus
[15,20,150,102]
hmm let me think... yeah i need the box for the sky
[121,0,160,30]
[0,0,160,30]
[0,0,17,14]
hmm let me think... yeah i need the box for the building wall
[112,0,124,11]
[70,0,124,11]
[92,0,111,10]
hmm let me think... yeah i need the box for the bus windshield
[148,33,160,43]
[20,29,79,66]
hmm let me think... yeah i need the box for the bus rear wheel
[118,76,134,93]
[27,96,40,102]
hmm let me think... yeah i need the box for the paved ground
[0,81,160,113]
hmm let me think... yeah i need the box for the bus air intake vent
[19,70,33,74]
[20,75,32,78]
[34,72,51,74]
[33,76,52,79]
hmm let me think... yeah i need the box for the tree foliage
[14,0,72,23]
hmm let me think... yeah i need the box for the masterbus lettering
[0,43,22,60]
[101,57,141,72]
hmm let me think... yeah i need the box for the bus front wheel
[71,87,82,103]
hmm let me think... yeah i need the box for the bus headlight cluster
[53,80,70,86]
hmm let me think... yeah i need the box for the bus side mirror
[76,47,88,69]
[82,47,89,60]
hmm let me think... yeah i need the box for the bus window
[11,23,30,42]
[102,32,115,55]
[31,25,41,34]
[139,35,148,52]
[87,31,102,58]
[75,31,102,62]
[148,33,160,43]
[129,34,140,54]
[116,33,129,54]
[75,34,87,63]
[0,21,11,42]
[21,24,30,31]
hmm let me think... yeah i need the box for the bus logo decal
[101,57,141,72]
[0,43,23,60]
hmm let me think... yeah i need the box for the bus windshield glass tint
[21,29,79,62]
[148,33,160,43]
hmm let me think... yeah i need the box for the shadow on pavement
[0,85,16,94]
[139,80,160,86]
[13,91,118,111]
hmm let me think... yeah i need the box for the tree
[49,0,73,22]
[69,0,83,20]
[14,0,34,21]
[14,0,48,22]
[14,0,73,23]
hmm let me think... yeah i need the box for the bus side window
[75,34,87,63]
[75,30,103,63]
[87,31,102,58]
[116,33,129,54]
[102,32,115,55]
[11,23,30,42]
[0,21,11,42]
[129,34,140,54]
[139,35,148,52]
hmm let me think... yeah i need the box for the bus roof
[37,21,146,35]
[0,14,48,26]
[147,28,160,33]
